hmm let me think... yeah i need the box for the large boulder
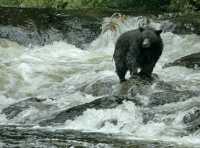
[1,97,57,123]
[163,52,200,69]
[39,95,130,126]
[149,90,200,106]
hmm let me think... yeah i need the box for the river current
[0,16,200,147]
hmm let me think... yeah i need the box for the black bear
[113,27,163,82]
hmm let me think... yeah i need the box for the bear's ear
[155,29,162,35]
[139,27,144,32]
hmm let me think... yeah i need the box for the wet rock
[39,95,131,126]
[113,75,154,96]
[153,81,177,91]
[39,77,162,126]
[1,97,54,119]
[1,77,155,125]
[0,25,63,47]
[183,109,200,132]
[172,16,200,35]
[98,118,118,128]
[0,125,189,148]
[168,21,199,35]
[142,111,155,124]
[163,52,200,69]
[141,89,200,124]
[149,90,200,106]
[0,38,21,48]
[0,7,101,48]
[81,78,117,96]
[158,13,200,35]
[160,20,176,33]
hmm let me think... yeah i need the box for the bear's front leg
[126,49,139,78]
[139,62,156,80]
[114,58,128,82]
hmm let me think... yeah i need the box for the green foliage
[106,0,170,9]
[0,0,199,13]
[0,0,170,9]
[19,0,54,8]
[0,0,20,7]
[170,0,200,12]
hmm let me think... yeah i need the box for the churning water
[0,16,200,147]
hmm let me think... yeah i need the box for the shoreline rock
[163,52,200,69]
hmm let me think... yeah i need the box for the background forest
[0,0,200,13]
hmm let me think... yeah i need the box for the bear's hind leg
[115,64,127,82]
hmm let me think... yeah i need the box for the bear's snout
[142,38,151,48]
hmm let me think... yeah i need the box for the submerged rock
[163,52,200,69]
[81,78,117,96]
[113,75,154,96]
[149,90,200,106]
[39,78,200,126]
[183,108,200,132]
[142,90,200,125]
[39,95,131,126]
[1,97,54,119]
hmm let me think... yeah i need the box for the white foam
[64,101,142,134]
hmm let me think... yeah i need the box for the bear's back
[117,29,141,43]
[115,29,142,49]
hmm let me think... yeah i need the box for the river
[0,13,200,148]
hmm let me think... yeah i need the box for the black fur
[113,27,163,82]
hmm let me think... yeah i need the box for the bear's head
[139,27,162,49]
